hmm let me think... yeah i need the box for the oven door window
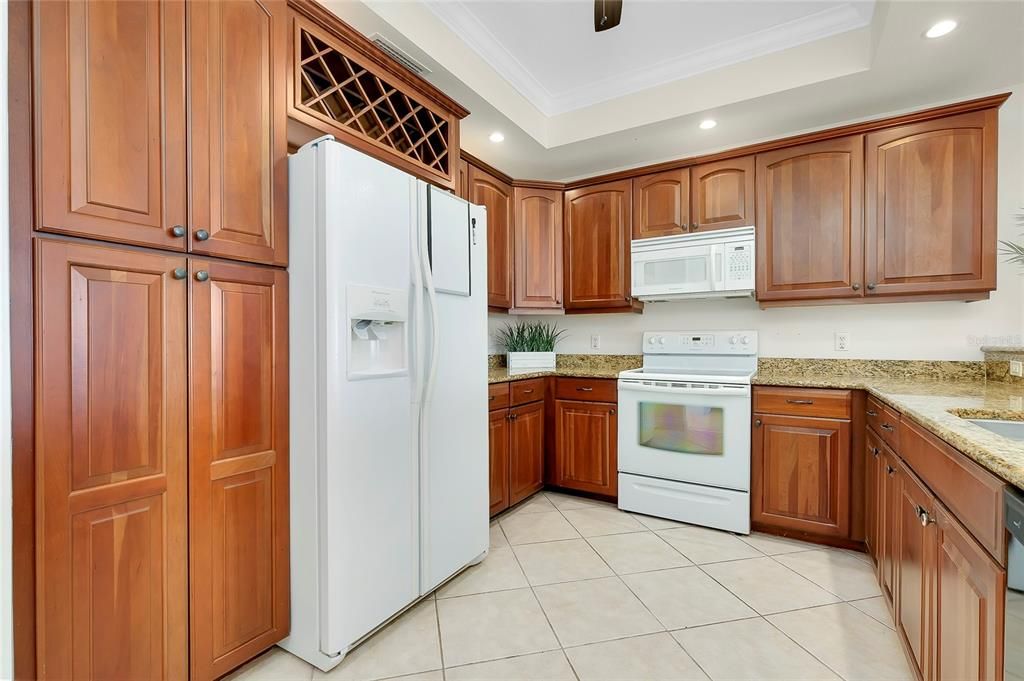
[637,402,724,455]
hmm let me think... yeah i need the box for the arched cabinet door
[563,180,633,310]
[514,186,563,310]
[691,156,755,232]
[864,109,996,297]
[633,168,690,239]
[468,166,515,309]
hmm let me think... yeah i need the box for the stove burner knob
[648,336,657,345]
[741,335,751,345]
[658,337,666,345]
[729,335,739,345]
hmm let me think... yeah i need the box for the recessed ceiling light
[925,19,957,38]
[488,131,505,143]
[699,119,717,130]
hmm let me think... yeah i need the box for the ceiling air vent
[369,34,431,76]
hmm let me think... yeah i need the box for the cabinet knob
[867,283,876,291]
[754,418,762,427]
[852,283,860,291]
[690,223,698,232]
[171,267,187,280]
[866,409,878,417]
[195,270,210,282]
[917,506,935,527]
[871,447,880,457]
[886,464,896,476]
[170,225,186,238]
[195,229,210,241]
[489,395,495,401]
[610,408,616,415]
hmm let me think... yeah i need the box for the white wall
[1,0,13,676]
[490,86,1024,361]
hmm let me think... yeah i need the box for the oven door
[617,378,751,491]
[631,241,722,298]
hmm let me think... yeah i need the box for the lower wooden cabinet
[488,409,512,515]
[895,460,936,680]
[554,399,618,497]
[879,447,900,605]
[33,238,290,680]
[489,393,545,516]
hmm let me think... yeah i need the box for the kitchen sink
[968,419,1024,441]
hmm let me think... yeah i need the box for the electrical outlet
[1011,360,1023,377]
[835,332,850,352]
[590,334,601,350]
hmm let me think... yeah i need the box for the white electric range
[617,330,757,534]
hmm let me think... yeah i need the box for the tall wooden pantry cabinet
[26,0,291,678]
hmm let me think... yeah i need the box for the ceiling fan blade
[594,0,622,32]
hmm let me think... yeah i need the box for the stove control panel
[642,330,758,355]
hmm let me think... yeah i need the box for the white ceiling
[324,0,1024,181]
[426,1,875,115]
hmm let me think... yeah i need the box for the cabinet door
[633,169,690,238]
[895,461,936,681]
[934,504,1005,681]
[865,110,997,296]
[691,156,755,232]
[563,180,632,310]
[751,414,851,537]
[756,137,864,301]
[469,166,515,308]
[35,0,187,251]
[554,400,618,496]
[879,450,900,604]
[456,158,471,201]
[189,0,288,266]
[509,401,546,505]
[514,187,563,309]
[35,239,188,680]
[489,410,511,516]
[189,260,289,680]
[864,431,883,561]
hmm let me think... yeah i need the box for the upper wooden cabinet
[756,136,864,302]
[35,0,289,266]
[691,156,755,232]
[865,110,997,297]
[468,166,515,309]
[34,239,189,680]
[35,0,188,252]
[633,169,690,238]
[563,180,633,310]
[514,187,563,310]
[189,260,289,680]
[188,0,289,266]
[286,0,468,190]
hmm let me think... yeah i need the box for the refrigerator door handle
[410,180,426,404]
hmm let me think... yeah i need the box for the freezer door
[418,189,489,594]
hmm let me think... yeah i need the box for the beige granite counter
[487,354,641,384]
[487,366,625,383]
[754,369,1024,490]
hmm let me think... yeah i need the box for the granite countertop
[487,366,625,383]
[754,370,1024,490]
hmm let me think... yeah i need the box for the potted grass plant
[495,321,565,374]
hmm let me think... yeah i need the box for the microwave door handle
[711,245,724,291]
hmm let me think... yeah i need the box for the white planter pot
[507,351,556,374]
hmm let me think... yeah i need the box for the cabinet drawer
[753,387,851,419]
[510,378,545,406]
[489,382,510,410]
[900,418,1005,564]
[866,396,901,449]
[555,377,617,403]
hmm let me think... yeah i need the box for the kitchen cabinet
[755,136,864,302]
[554,398,618,497]
[563,180,634,311]
[879,447,900,605]
[864,109,997,297]
[468,165,515,309]
[35,0,187,252]
[34,239,189,680]
[509,401,546,505]
[865,430,883,560]
[690,156,755,232]
[633,169,690,238]
[35,0,289,266]
[513,187,563,310]
[188,0,289,265]
[456,159,471,201]
[189,260,290,680]
[488,409,511,515]
[751,413,852,538]
[895,460,936,681]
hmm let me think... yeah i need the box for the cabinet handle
[509,413,517,421]
[852,283,860,291]
[786,399,814,405]
[195,270,209,282]
[523,389,534,394]
[170,225,186,238]
[754,418,762,427]
[881,423,895,432]
[886,464,896,476]
[609,408,616,415]
[195,229,210,241]
[172,267,187,280]
[866,410,878,417]
[690,223,698,231]
[489,395,495,401]
[917,507,935,527]
[871,447,880,458]
[867,283,876,291]
[577,387,594,392]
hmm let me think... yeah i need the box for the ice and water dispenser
[347,284,407,379]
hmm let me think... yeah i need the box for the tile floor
[228,491,912,681]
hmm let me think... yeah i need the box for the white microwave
[631,226,755,301]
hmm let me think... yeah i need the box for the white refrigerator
[282,137,489,671]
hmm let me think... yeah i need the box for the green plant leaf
[495,320,566,352]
